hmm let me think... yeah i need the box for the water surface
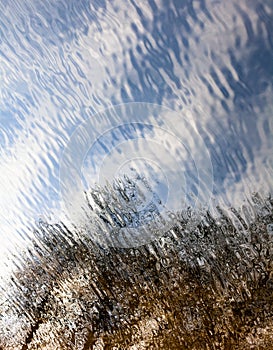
[0,0,272,348]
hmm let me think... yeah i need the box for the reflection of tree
[0,188,273,349]
[83,175,168,248]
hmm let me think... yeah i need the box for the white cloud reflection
[0,0,272,271]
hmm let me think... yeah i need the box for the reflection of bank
[1,191,273,349]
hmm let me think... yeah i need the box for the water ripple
[0,0,272,347]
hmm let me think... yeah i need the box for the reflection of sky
[0,0,273,272]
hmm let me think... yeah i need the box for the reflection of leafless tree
[0,189,273,349]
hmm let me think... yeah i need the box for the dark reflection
[1,186,272,349]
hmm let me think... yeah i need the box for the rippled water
[0,0,273,349]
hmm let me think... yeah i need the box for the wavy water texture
[0,0,272,251]
[0,192,272,349]
[0,0,272,348]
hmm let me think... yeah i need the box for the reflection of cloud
[0,0,272,268]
